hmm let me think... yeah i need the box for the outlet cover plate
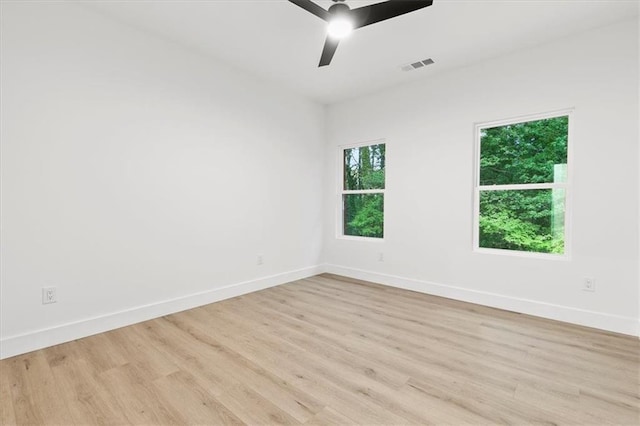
[583,278,596,292]
[42,287,57,304]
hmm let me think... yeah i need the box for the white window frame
[473,109,573,260]
[337,139,386,241]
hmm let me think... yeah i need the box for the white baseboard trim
[324,264,640,337]
[0,265,323,360]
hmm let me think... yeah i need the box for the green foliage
[343,144,385,238]
[344,194,384,238]
[479,116,568,254]
[344,144,385,190]
[480,116,567,185]
[479,190,564,253]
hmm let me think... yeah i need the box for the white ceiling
[85,0,638,105]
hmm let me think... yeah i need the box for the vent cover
[400,58,434,72]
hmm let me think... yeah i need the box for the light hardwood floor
[1,274,639,425]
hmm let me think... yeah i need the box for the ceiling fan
[289,0,434,67]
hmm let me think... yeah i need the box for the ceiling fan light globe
[327,17,353,39]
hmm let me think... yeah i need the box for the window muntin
[475,113,570,256]
[341,143,385,239]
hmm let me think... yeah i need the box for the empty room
[1,0,639,424]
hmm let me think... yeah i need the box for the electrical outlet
[582,278,596,292]
[42,287,57,304]
[378,252,384,262]
[257,255,264,266]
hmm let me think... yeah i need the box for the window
[340,142,386,239]
[474,111,570,256]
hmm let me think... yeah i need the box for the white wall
[0,2,325,358]
[324,19,640,335]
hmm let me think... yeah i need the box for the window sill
[473,247,570,261]
[337,235,385,243]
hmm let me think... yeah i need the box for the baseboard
[323,264,640,337]
[0,265,323,360]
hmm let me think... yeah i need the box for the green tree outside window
[343,143,385,238]
[478,115,569,254]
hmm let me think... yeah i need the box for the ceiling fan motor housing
[328,3,351,15]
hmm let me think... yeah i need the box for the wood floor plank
[164,312,326,423]
[133,318,240,397]
[47,356,130,425]
[1,273,638,425]
[103,326,181,380]
[4,351,73,425]
[303,406,357,425]
[152,371,245,425]
[70,333,129,373]
[193,319,411,424]
[4,356,46,425]
[211,299,412,389]
[236,293,518,399]
[0,362,18,426]
[269,279,639,403]
[214,384,301,426]
[98,362,186,425]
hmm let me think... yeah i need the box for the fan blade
[288,0,331,21]
[319,36,340,67]
[351,0,433,29]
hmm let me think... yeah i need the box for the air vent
[400,58,435,72]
